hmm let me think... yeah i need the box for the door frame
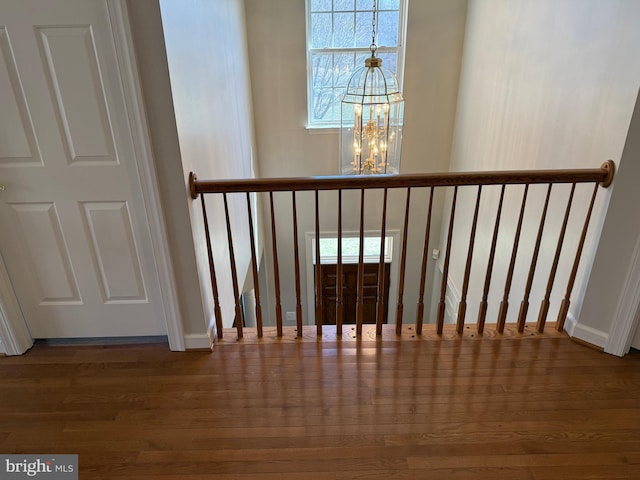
[0,0,185,354]
[0,254,32,355]
[305,230,401,326]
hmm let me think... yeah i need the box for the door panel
[0,27,40,165]
[320,263,391,326]
[81,201,146,303]
[9,202,80,304]
[0,0,165,338]
[38,25,117,164]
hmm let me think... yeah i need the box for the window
[305,0,407,128]
[313,235,394,264]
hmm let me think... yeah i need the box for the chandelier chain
[370,0,378,56]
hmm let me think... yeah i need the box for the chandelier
[340,0,404,175]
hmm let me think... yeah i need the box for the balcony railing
[189,161,614,341]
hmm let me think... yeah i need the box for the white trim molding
[0,254,32,355]
[564,313,608,350]
[604,231,640,356]
[184,333,213,350]
[107,0,185,351]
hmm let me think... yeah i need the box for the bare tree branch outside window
[307,0,404,127]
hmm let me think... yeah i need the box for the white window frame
[305,0,408,130]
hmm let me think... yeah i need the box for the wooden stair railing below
[189,161,615,342]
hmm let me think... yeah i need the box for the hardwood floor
[1,331,639,479]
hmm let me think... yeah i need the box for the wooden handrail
[189,161,614,197]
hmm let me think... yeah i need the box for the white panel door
[0,0,166,338]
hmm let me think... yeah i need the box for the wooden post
[416,187,434,335]
[437,187,458,335]
[223,193,244,338]
[556,183,599,332]
[395,188,411,335]
[246,192,263,337]
[269,192,283,336]
[314,191,322,336]
[497,185,529,333]
[376,189,389,336]
[457,186,482,334]
[337,190,344,335]
[292,192,303,337]
[356,189,365,336]
[517,184,552,332]
[478,185,505,334]
[200,195,224,340]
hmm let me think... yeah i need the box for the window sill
[305,125,339,135]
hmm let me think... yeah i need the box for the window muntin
[306,0,406,128]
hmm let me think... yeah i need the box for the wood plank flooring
[1,333,639,479]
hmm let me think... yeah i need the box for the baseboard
[564,313,608,349]
[184,333,213,351]
[570,336,604,352]
[37,336,168,346]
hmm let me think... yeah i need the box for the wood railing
[189,161,614,340]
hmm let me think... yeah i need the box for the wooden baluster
[537,183,576,333]
[457,186,482,334]
[245,192,263,337]
[269,192,283,336]
[517,184,552,332]
[223,193,244,339]
[376,188,389,336]
[292,192,303,337]
[336,190,344,336]
[556,183,599,331]
[478,185,505,334]
[200,195,224,340]
[497,184,529,333]
[315,191,323,336]
[416,187,434,335]
[356,189,366,336]
[395,188,411,335]
[437,186,458,335]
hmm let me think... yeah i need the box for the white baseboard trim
[184,333,213,350]
[564,314,608,349]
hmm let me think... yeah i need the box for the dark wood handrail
[189,161,614,197]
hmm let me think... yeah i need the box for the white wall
[581,90,640,348]
[244,0,468,326]
[127,0,206,337]
[159,0,257,335]
[445,0,640,329]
